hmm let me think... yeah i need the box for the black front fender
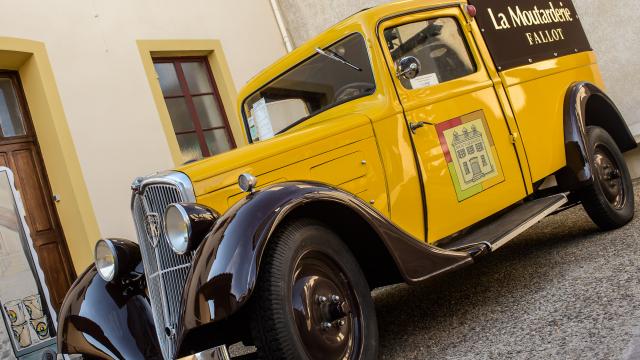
[177,182,470,352]
[57,266,161,359]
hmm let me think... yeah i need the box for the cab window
[384,17,475,90]
[243,33,375,142]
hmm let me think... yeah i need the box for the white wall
[573,0,640,136]
[0,0,287,239]
[276,0,640,135]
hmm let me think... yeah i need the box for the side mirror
[396,56,421,80]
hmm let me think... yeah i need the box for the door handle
[409,121,426,134]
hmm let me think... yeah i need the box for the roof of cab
[237,0,465,104]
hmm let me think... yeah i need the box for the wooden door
[0,72,75,310]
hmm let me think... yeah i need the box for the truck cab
[57,1,636,359]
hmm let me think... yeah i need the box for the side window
[384,17,476,90]
[243,33,375,142]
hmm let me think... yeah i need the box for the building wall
[275,0,640,135]
[0,0,287,269]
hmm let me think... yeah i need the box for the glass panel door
[0,169,55,358]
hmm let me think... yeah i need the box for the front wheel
[249,219,378,360]
[579,126,635,230]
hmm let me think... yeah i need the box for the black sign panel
[468,0,591,70]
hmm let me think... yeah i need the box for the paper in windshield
[252,98,275,141]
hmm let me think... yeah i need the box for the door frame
[374,5,529,241]
[0,37,101,273]
[0,71,77,298]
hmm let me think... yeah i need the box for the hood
[176,114,372,198]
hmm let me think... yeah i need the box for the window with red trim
[154,57,235,163]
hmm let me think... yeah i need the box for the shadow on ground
[375,188,640,359]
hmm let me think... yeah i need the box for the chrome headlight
[238,173,257,193]
[164,203,218,255]
[95,238,141,282]
[95,239,118,282]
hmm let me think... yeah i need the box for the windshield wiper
[315,48,362,72]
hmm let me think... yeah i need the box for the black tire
[579,126,635,230]
[249,219,378,360]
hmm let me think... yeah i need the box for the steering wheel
[334,82,375,102]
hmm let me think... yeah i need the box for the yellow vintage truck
[58,0,636,359]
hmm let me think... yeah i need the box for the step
[438,194,569,256]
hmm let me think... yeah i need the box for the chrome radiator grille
[132,180,194,360]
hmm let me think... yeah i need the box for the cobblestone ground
[374,186,640,359]
[232,185,640,360]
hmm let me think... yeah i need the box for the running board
[439,194,569,256]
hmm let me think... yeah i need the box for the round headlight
[164,203,219,255]
[164,204,191,255]
[95,239,117,282]
[238,173,257,193]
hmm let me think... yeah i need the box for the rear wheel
[249,219,378,360]
[579,126,634,230]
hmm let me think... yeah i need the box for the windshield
[243,33,375,142]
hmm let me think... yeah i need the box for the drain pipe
[269,0,295,52]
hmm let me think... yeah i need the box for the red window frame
[153,57,236,158]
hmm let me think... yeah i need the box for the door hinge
[510,132,519,144]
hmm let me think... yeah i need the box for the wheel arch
[584,91,636,152]
[176,182,470,356]
[557,82,636,190]
[276,200,404,289]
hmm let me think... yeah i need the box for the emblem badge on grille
[144,212,161,246]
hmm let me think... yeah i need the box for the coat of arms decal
[436,110,503,201]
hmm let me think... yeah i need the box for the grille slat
[133,183,193,360]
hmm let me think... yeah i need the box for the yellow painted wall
[0,37,101,272]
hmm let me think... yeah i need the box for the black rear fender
[558,82,636,190]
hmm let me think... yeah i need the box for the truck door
[378,7,527,242]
